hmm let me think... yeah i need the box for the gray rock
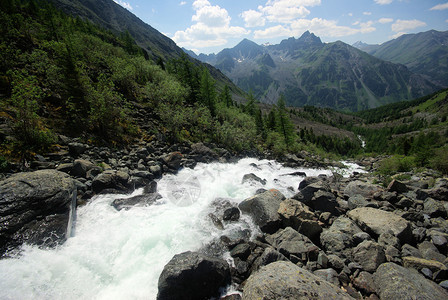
[0,170,76,254]
[344,180,382,199]
[418,241,446,263]
[378,232,401,250]
[387,179,408,193]
[162,152,183,171]
[239,189,285,233]
[328,254,346,271]
[348,194,369,210]
[242,261,353,299]
[348,207,412,244]
[242,173,266,185]
[223,207,240,222]
[230,243,251,260]
[266,227,319,261]
[157,251,230,300]
[68,142,87,157]
[353,240,386,272]
[278,199,314,227]
[374,262,448,300]
[320,216,362,256]
[314,268,340,286]
[310,190,339,214]
[353,271,377,294]
[92,170,132,194]
[423,198,447,218]
[112,193,162,211]
[250,247,288,273]
[72,159,97,178]
[402,244,422,258]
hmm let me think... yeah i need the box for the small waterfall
[66,188,77,239]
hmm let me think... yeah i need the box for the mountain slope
[48,0,245,99]
[196,32,439,111]
[367,30,448,86]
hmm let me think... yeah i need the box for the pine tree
[219,85,232,107]
[199,67,217,117]
[275,95,295,146]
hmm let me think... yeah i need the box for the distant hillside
[352,41,379,53]
[194,31,440,111]
[366,30,448,87]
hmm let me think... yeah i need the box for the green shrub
[430,146,448,174]
[378,155,415,176]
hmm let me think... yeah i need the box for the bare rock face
[242,261,353,299]
[0,170,77,255]
[348,207,412,244]
[374,262,448,300]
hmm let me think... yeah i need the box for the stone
[374,262,448,300]
[387,179,408,193]
[250,247,288,273]
[223,207,240,222]
[314,268,340,286]
[402,256,448,273]
[348,195,369,210]
[344,180,382,199]
[111,193,162,211]
[401,244,422,258]
[149,165,162,178]
[239,189,285,233]
[242,261,353,299]
[92,170,132,194]
[157,251,230,300]
[348,207,412,244]
[378,232,401,250]
[353,271,377,294]
[230,243,251,260]
[419,241,446,263]
[353,240,386,273]
[320,216,362,256]
[328,254,345,271]
[68,142,87,157]
[266,227,319,261]
[162,152,183,171]
[423,198,447,218]
[242,173,266,185]
[71,159,97,178]
[278,199,314,227]
[0,170,76,254]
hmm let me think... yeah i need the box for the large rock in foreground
[239,189,285,233]
[0,170,76,254]
[157,251,231,300]
[374,262,448,300]
[348,207,412,243]
[242,261,353,299]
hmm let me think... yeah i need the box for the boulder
[387,179,408,193]
[310,190,339,214]
[374,262,448,300]
[250,247,288,273]
[277,199,321,240]
[68,142,87,157]
[266,227,319,261]
[190,142,218,162]
[230,243,251,260]
[242,173,266,185]
[157,251,230,300]
[348,207,412,244]
[0,170,76,254]
[162,152,183,171]
[313,268,340,286]
[242,261,353,299]
[352,240,386,272]
[347,194,369,210]
[71,159,98,178]
[320,216,362,256]
[239,189,285,233]
[344,180,382,199]
[402,256,448,273]
[223,207,240,222]
[92,170,132,194]
[353,271,377,295]
[111,193,162,211]
[423,198,447,218]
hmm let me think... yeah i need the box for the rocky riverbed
[0,138,447,299]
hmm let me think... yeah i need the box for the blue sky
[113,0,448,54]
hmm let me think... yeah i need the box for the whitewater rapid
[0,158,363,299]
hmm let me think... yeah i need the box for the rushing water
[0,158,363,300]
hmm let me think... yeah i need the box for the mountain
[366,30,448,87]
[48,0,244,99]
[352,41,379,53]
[195,31,440,111]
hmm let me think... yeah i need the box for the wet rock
[374,262,448,300]
[209,213,224,230]
[223,207,240,222]
[92,170,132,194]
[0,170,76,254]
[250,247,288,273]
[348,207,412,244]
[112,193,162,211]
[242,261,353,299]
[239,189,285,234]
[242,173,266,185]
[230,243,251,260]
[157,251,230,300]
[162,152,183,171]
[353,240,386,273]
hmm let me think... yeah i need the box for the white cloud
[378,17,393,24]
[374,0,393,4]
[172,0,249,49]
[363,12,372,15]
[289,18,375,38]
[254,25,291,39]
[348,12,353,17]
[391,19,426,32]
[113,0,133,10]
[180,1,187,6]
[241,10,266,27]
[430,2,448,10]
